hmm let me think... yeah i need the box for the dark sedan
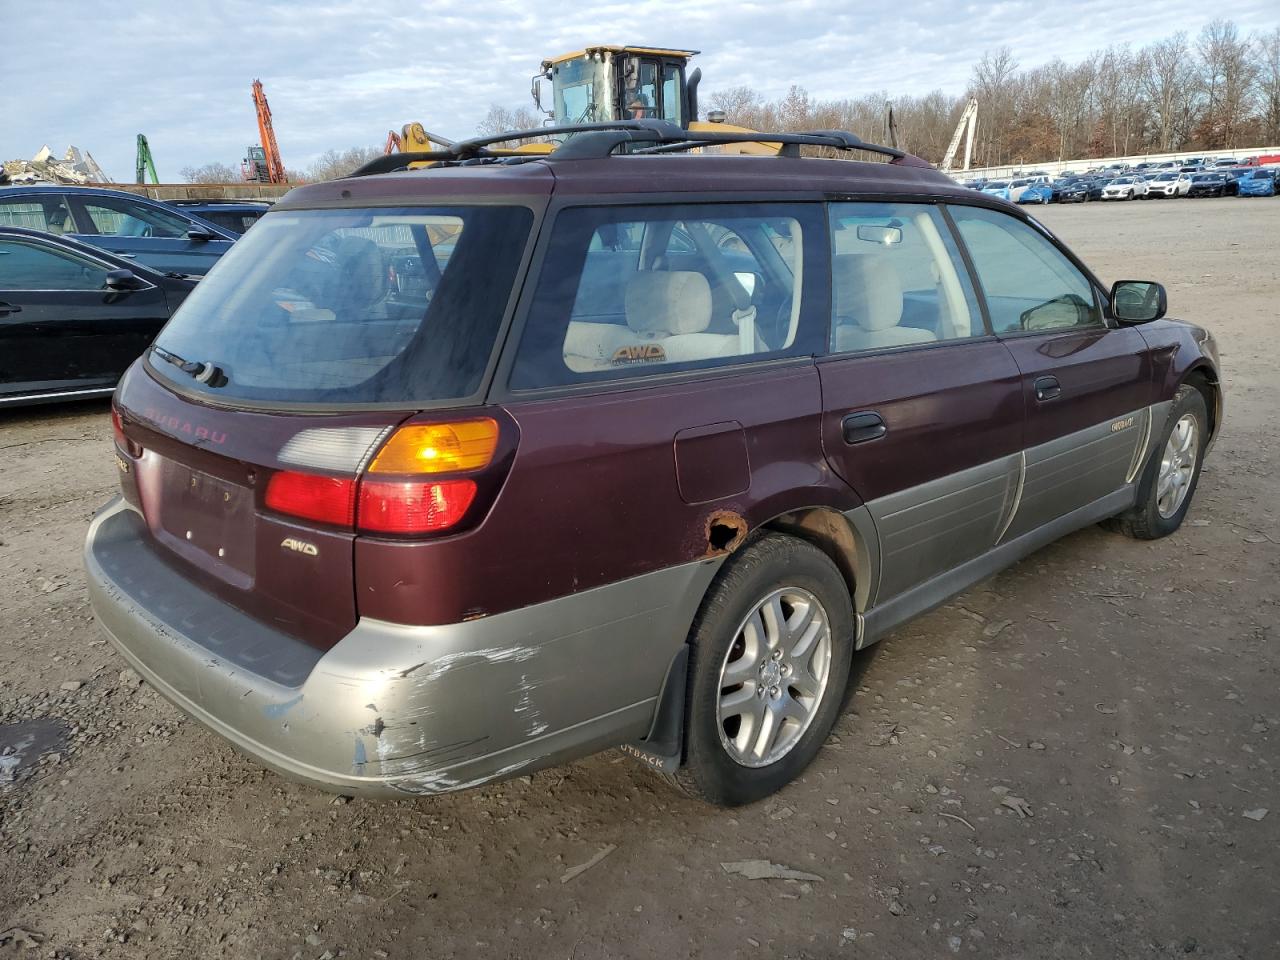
[1052,179,1091,202]
[0,227,194,406]
[0,185,236,275]
[1187,173,1235,198]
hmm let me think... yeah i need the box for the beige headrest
[624,271,713,336]
[833,254,903,331]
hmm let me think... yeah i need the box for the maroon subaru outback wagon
[85,123,1221,805]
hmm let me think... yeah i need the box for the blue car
[1017,182,1053,204]
[0,185,237,276]
[1236,169,1277,197]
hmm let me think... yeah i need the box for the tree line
[708,19,1280,166]
[181,18,1278,183]
[180,146,383,185]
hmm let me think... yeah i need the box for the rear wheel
[1106,385,1208,540]
[672,533,854,806]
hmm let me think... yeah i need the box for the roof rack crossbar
[350,121,922,177]
[450,118,683,158]
[625,130,907,160]
[350,120,688,177]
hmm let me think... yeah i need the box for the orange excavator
[242,79,288,183]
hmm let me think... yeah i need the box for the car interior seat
[832,253,937,352]
[563,271,740,372]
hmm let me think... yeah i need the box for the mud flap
[622,644,687,774]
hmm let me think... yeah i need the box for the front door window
[948,206,1101,334]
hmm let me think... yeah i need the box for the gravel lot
[1,197,1276,959]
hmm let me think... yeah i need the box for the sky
[5,0,1278,182]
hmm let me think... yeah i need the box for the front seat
[832,253,936,352]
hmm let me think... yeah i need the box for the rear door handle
[1033,376,1061,402]
[842,411,887,444]
[0,302,21,316]
[112,251,137,259]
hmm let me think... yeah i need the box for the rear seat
[564,271,740,372]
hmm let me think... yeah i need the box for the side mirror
[185,227,215,242]
[104,268,141,290]
[531,74,550,114]
[1110,280,1166,323]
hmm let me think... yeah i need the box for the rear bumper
[85,498,720,797]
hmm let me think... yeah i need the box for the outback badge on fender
[1111,416,1136,433]
[280,537,319,556]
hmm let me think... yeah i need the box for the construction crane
[242,79,287,184]
[383,122,449,155]
[135,134,158,185]
[940,98,978,172]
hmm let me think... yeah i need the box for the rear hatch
[112,200,536,650]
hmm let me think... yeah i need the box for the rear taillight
[111,407,142,457]
[265,471,356,527]
[357,478,476,533]
[367,418,499,474]
[265,417,504,535]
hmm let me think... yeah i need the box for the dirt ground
[1,197,1276,959]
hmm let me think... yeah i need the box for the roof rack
[348,119,928,177]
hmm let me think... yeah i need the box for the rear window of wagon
[149,206,533,406]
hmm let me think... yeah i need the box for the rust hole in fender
[705,511,747,555]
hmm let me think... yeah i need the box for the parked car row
[961,165,1277,203]
[0,226,195,406]
[0,186,269,405]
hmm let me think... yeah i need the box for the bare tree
[1138,34,1196,151]
[470,104,545,148]
[698,19,1275,168]
[969,47,1019,165]
[1257,27,1280,144]
[305,147,383,182]
[180,162,240,184]
[1197,19,1259,147]
[709,86,764,125]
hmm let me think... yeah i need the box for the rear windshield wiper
[151,345,228,387]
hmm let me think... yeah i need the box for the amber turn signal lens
[368,418,499,474]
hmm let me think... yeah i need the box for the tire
[671,533,855,806]
[1106,385,1209,540]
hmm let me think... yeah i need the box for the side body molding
[851,404,1161,649]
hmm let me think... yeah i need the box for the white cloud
[6,0,1278,180]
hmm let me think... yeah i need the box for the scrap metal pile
[1,145,111,185]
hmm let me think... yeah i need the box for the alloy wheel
[1156,413,1199,518]
[715,587,833,768]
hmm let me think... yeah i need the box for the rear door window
[509,202,824,390]
[0,195,75,234]
[149,206,533,406]
[0,239,109,290]
[947,205,1101,335]
[829,202,983,352]
[71,195,192,238]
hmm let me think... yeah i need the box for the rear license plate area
[152,457,256,585]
